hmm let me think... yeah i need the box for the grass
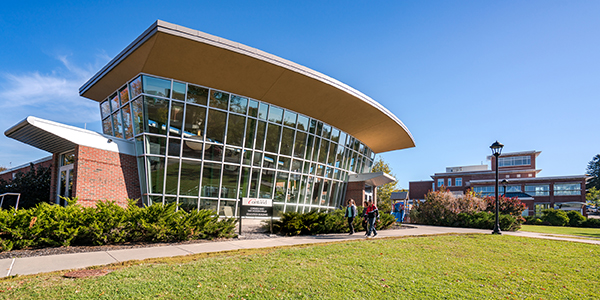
[0,234,598,299]
[521,225,600,239]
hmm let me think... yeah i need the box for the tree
[372,158,398,214]
[587,187,600,207]
[0,166,6,172]
[586,154,600,190]
[0,163,51,209]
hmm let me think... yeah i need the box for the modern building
[4,20,414,216]
[409,151,588,216]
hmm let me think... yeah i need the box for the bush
[566,211,585,227]
[0,164,51,209]
[272,208,396,236]
[540,209,569,226]
[581,217,600,228]
[0,198,237,252]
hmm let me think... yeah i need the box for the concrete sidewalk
[1,225,598,278]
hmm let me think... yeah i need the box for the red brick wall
[73,145,140,207]
[409,181,433,200]
[0,158,52,182]
[345,181,366,206]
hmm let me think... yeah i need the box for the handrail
[0,193,21,210]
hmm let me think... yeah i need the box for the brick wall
[0,158,52,182]
[73,145,140,207]
[345,181,366,206]
[409,181,434,200]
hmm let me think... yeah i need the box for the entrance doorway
[56,151,75,206]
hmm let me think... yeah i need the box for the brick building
[409,151,588,216]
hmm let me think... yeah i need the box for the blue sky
[1,1,599,188]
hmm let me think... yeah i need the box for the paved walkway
[1,225,598,278]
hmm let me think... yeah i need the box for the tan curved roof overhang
[80,20,414,153]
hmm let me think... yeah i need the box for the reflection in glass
[102,118,113,136]
[131,97,144,135]
[144,96,169,135]
[240,167,251,198]
[100,101,111,119]
[242,150,252,165]
[305,135,314,160]
[119,86,130,104]
[244,118,256,148]
[147,157,165,194]
[312,177,322,205]
[122,104,134,139]
[226,114,245,147]
[220,201,236,217]
[289,174,301,204]
[221,165,240,199]
[111,111,124,138]
[224,147,242,164]
[183,104,206,138]
[268,106,283,124]
[293,132,306,159]
[250,169,259,197]
[265,124,281,153]
[164,158,179,195]
[283,111,297,127]
[206,109,226,144]
[318,140,329,164]
[263,153,276,169]
[312,138,321,161]
[278,156,290,171]
[255,121,266,151]
[172,81,186,101]
[179,197,198,212]
[182,139,203,159]
[280,127,294,156]
[230,96,248,114]
[199,199,218,211]
[110,93,120,112]
[253,152,262,167]
[322,125,331,139]
[169,102,184,136]
[309,119,317,134]
[331,128,340,142]
[291,159,303,173]
[297,115,309,131]
[143,76,171,97]
[260,169,275,198]
[209,90,229,110]
[179,160,201,196]
[248,99,259,117]
[204,143,223,162]
[146,135,167,155]
[168,138,181,156]
[187,84,208,105]
[129,76,142,99]
[202,162,221,197]
[258,103,268,120]
[275,172,289,202]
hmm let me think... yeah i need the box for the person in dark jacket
[344,199,357,235]
[365,200,379,237]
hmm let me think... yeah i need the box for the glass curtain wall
[99,74,375,217]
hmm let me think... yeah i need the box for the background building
[4,20,414,216]
[409,150,588,216]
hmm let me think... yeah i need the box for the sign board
[240,198,273,217]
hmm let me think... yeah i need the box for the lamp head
[490,141,504,156]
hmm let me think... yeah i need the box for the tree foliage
[0,164,51,209]
[371,158,397,214]
[586,187,600,207]
[586,154,600,190]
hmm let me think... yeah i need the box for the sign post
[239,198,273,236]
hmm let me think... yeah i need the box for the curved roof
[79,20,415,153]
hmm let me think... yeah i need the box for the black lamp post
[490,141,504,235]
[501,179,508,197]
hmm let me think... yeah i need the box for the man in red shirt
[364,200,379,237]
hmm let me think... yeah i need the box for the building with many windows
[4,20,414,217]
[409,151,589,216]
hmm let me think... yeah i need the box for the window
[554,183,581,196]
[525,185,549,196]
[498,156,531,167]
[455,178,462,186]
[506,185,522,193]
[534,203,550,217]
[473,186,494,196]
[437,179,444,188]
[447,178,452,187]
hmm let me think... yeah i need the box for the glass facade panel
[260,169,275,198]
[210,90,229,110]
[187,84,208,105]
[146,135,167,155]
[201,162,221,197]
[280,127,294,156]
[100,101,111,119]
[204,143,223,162]
[119,86,130,104]
[164,158,179,195]
[297,115,309,131]
[240,167,251,198]
[283,111,297,127]
[206,109,227,144]
[102,118,113,136]
[183,104,206,138]
[147,156,165,194]
[111,111,124,138]
[131,97,143,135]
[129,76,142,99]
[274,172,289,202]
[122,104,134,139]
[181,139,203,159]
[268,106,283,124]
[525,185,549,196]
[258,103,268,120]
[172,81,186,101]
[248,100,258,117]
[109,93,120,113]
[144,96,169,135]
[224,147,242,164]
[255,121,266,150]
[168,138,181,156]
[250,168,259,197]
[244,118,256,148]
[179,197,198,212]
[265,123,281,153]
[143,76,171,97]
[230,96,248,114]
[554,183,581,196]
[226,114,245,147]
[221,165,240,199]
[293,132,307,159]
[263,153,276,169]
[179,159,201,196]
[169,102,184,137]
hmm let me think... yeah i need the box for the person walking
[365,200,379,237]
[344,199,357,235]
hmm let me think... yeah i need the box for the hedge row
[0,199,237,252]
[524,209,600,228]
[272,208,396,236]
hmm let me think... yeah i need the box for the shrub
[581,217,600,228]
[566,211,585,227]
[0,198,237,252]
[540,209,569,226]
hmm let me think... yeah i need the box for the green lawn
[521,225,600,239]
[1,234,598,299]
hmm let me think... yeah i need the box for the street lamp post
[490,141,504,235]
[501,179,508,198]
